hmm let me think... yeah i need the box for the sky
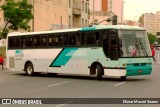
[124,0,160,20]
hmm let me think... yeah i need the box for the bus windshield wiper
[139,40,148,56]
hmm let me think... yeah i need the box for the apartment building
[140,12,160,35]
[0,0,89,32]
[0,0,5,30]
[29,0,89,31]
[89,0,124,25]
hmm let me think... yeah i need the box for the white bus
[6,25,153,80]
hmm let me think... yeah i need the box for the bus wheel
[120,76,127,81]
[96,64,103,80]
[25,63,34,76]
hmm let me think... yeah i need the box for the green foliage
[0,0,33,39]
[0,46,6,58]
[0,29,9,39]
[147,33,157,44]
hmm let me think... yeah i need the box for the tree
[0,0,33,39]
[147,32,157,44]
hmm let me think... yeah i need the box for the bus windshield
[119,30,151,57]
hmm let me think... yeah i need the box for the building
[0,0,6,47]
[0,0,89,46]
[29,0,89,31]
[0,0,89,32]
[0,0,5,30]
[124,20,141,27]
[139,12,160,35]
[89,0,124,25]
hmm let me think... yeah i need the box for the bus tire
[121,76,127,81]
[25,63,34,76]
[96,64,103,80]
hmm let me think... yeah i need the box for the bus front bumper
[126,65,152,76]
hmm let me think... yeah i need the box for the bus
[6,25,153,80]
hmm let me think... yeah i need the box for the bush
[0,46,6,58]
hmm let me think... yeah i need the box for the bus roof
[92,25,145,30]
[8,28,80,37]
[8,25,145,37]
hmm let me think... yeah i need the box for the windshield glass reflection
[119,30,151,57]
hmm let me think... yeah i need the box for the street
[0,51,160,107]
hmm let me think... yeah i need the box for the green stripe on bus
[50,48,78,67]
[126,65,152,76]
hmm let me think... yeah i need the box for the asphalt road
[0,50,160,107]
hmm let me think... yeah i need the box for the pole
[32,0,34,32]
[60,16,62,29]
[93,0,95,25]
[121,1,126,25]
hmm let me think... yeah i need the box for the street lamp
[121,1,126,25]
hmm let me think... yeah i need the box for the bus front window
[119,30,151,57]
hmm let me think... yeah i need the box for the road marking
[48,81,69,87]
[55,101,73,107]
[114,82,126,87]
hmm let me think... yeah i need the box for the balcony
[73,8,81,15]
[73,2,81,16]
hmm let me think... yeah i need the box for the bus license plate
[138,70,142,73]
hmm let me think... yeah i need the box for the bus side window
[41,36,47,46]
[68,34,76,45]
[109,30,119,60]
[21,37,26,48]
[96,32,99,45]
[54,35,62,46]
[48,35,53,46]
[34,36,41,47]
[26,37,33,47]
[58,35,63,46]
[76,33,81,46]
[81,33,86,46]
[54,36,58,46]
[15,38,20,48]
[9,37,20,48]
[102,30,109,57]
[64,34,69,45]
[86,31,99,45]
[8,38,13,48]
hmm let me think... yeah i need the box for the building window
[69,0,71,8]
[85,3,87,13]
[82,18,84,27]
[69,15,71,28]
[85,19,88,27]
[82,1,84,11]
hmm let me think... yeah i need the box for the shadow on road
[13,72,150,82]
